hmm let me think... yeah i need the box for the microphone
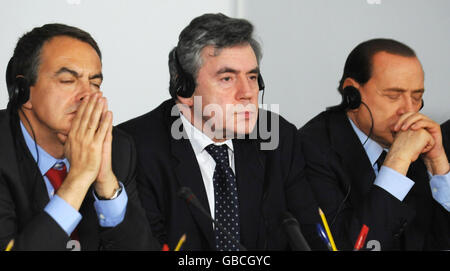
[281,211,311,251]
[177,186,247,251]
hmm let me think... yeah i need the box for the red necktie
[45,162,79,241]
[45,163,67,191]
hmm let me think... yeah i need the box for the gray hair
[168,13,262,98]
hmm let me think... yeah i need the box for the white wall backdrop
[241,0,450,126]
[0,0,236,124]
[1,0,449,127]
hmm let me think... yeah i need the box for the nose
[76,80,98,101]
[236,75,255,102]
[397,96,415,115]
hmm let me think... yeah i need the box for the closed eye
[387,94,400,100]
[60,80,75,84]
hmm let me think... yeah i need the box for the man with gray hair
[119,13,324,250]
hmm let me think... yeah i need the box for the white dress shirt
[180,113,235,220]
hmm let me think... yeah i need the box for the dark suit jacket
[0,107,160,251]
[118,99,324,251]
[442,120,450,156]
[298,110,450,250]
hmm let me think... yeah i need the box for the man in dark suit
[0,24,159,250]
[299,39,450,250]
[118,13,323,251]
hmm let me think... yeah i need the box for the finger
[102,117,113,154]
[402,115,432,131]
[105,112,113,144]
[394,112,416,131]
[410,119,439,132]
[422,136,435,153]
[70,95,90,135]
[95,111,112,144]
[397,113,427,131]
[399,113,425,131]
[79,93,101,135]
[86,97,106,137]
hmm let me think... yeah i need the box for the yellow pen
[5,239,14,251]
[174,234,186,251]
[318,208,338,251]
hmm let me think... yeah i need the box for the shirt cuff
[429,172,450,212]
[374,166,415,201]
[44,195,82,236]
[93,182,128,227]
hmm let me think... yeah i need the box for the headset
[169,48,265,99]
[6,57,31,108]
[6,56,41,170]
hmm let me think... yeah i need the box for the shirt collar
[347,116,385,167]
[180,113,234,155]
[20,121,69,176]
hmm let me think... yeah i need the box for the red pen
[353,224,369,251]
[162,244,170,251]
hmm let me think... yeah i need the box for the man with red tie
[0,23,159,250]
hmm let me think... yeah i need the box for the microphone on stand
[177,186,247,251]
[281,211,311,251]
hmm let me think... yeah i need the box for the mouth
[67,109,78,116]
[236,111,254,120]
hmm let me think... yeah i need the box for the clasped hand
[57,92,119,210]
[385,112,449,176]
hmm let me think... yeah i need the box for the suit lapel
[17,146,50,214]
[328,111,376,202]
[11,112,50,213]
[233,139,265,248]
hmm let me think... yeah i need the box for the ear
[342,77,361,90]
[177,95,194,107]
[21,85,33,110]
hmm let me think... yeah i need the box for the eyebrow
[216,66,260,75]
[54,67,103,81]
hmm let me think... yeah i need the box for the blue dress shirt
[348,117,450,211]
[20,122,128,236]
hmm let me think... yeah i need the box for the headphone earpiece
[342,86,361,110]
[257,73,265,91]
[6,56,30,108]
[170,49,196,99]
[169,47,266,99]
[327,86,361,111]
[12,76,30,106]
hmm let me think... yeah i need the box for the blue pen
[316,223,333,251]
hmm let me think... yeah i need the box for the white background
[1,0,449,127]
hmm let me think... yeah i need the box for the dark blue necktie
[205,144,240,251]
[376,150,387,172]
